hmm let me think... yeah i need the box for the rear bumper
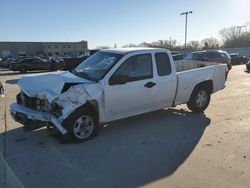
[10,103,67,135]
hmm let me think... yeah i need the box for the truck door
[153,52,177,108]
[105,53,157,120]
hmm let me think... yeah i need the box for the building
[0,40,88,57]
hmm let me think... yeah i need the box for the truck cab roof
[101,47,170,54]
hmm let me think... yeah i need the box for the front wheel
[187,87,211,113]
[62,107,97,142]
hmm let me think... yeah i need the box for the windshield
[73,52,124,81]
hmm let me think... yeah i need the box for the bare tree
[96,46,110,49]
[137,42,151,47]
[201,37,220,49]
[122,43,137,48]
[187,40,200,50]
[219,24,250,48]
[147,39,177,49]
[220,26,240,41]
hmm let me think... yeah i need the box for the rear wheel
[62,107,97,142]
[187,87,211,113]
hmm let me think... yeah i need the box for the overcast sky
[0,0,249,48]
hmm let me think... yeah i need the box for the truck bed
[174,60,218,72]
[174,63,227,106]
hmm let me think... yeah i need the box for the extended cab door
[152,52,177,108]
[104,53,157,120]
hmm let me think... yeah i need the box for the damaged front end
[10,71,102,136]
[10,92,68,135]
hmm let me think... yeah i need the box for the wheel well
[83,100,99,122]
[194,80,213,94]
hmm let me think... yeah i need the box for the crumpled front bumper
[10,103,67,135]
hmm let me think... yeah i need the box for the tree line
[98,23,250,50]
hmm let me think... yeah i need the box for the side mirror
[109,74,129,85]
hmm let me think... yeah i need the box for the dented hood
[18,71,93,102]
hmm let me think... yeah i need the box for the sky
[0,0,249,48]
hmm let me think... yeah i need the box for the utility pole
[169,37,172,47]
[180,11,193,50]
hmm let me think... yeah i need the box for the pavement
[0,65,250,188]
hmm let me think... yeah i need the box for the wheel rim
[196,90,208,108]
[73,115,94,139]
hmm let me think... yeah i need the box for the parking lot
[0,65,250,188]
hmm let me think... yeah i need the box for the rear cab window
[155,52,172,76]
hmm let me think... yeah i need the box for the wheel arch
[82,100,100,123]
[62,100,100,127]
[189,80,213,101]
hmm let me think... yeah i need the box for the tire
[19,66,27,73]
[187,86,211,113]
[62,106,98,142]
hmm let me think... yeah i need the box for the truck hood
[18,71,93,103]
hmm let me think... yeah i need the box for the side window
[155,52,171,76]
[25,59,33,63]
[214,52,221,58]
[221,52,228,59]
[33,59,39,63]
[113,54,153,82]
[34,59,44,64]
[204,52,221,59]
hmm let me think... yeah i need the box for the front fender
[52,83,103,123]
[53,84,88,122]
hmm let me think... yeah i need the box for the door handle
[144,82,156,88]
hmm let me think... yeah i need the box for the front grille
[17,92,51,112]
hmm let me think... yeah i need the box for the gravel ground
[0,65,249,188]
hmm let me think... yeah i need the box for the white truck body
[10,48,227,136]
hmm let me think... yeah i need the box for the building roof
[0,41,87,44]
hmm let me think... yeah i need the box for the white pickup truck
[10,48,227,142]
